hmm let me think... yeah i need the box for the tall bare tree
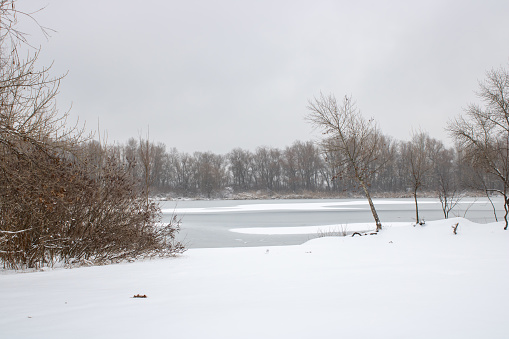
[427,138,461,219]
[194,152,227,198]
[253,146,282,192]
[307,94,386,231]
[448,65,509,229]
[404,131,434,224]
[228,148,254,191]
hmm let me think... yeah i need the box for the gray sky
[19,0,509,154]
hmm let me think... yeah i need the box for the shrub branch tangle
[0,1,184,269]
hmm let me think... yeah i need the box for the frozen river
[159,197,503,249]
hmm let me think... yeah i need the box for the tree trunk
[484,190,498,222]
[413,190,420,224]
[360,180,382,231]
[504,195,508,230]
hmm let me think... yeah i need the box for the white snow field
[1,217,508,339]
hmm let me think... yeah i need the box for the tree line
[114,134,477,203]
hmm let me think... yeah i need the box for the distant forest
[89,134,495,200]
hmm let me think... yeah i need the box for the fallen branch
[452,223,459,235]
[0,228,33,234]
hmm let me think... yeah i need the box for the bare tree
[380,137,401,192]
[428,139,461,219]
[0,7,80,157]
[282,144,299,191]
[228,148,254,191]
[448,64,509,229]
[281,141,323,192]
[307,94,386,231]
[253,146,282,192]
[138,135,155,207]
[404,131,434,224]
[194,152,227,198]
[295,141,322,191]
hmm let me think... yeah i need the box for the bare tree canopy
[0,1,81,158]
[307,93,386,231]
[448,64,509,229]
[404,131,434,224]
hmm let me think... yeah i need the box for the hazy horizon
[18,0,509,154]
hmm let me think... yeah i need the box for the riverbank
[153,189,488,201]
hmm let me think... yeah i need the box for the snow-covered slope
[1,218,508,339]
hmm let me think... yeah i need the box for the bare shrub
[0,1,184,269]
[316,224,349,238]
[0,141,185,269]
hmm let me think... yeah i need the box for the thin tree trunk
[482,181,499,222]
[504,194,508,230]
[484,189,498,222]
[360,180,382,231]
[439,194,447,219]
[413,190,420,224]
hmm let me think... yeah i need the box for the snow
[230,222,410,235]
[1,217,508,339]
[163,199,443,214]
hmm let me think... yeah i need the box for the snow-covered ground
[1,217,508,339]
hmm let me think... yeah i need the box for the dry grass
[316,224,349,238]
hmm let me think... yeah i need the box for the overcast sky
[18,0,509,154]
